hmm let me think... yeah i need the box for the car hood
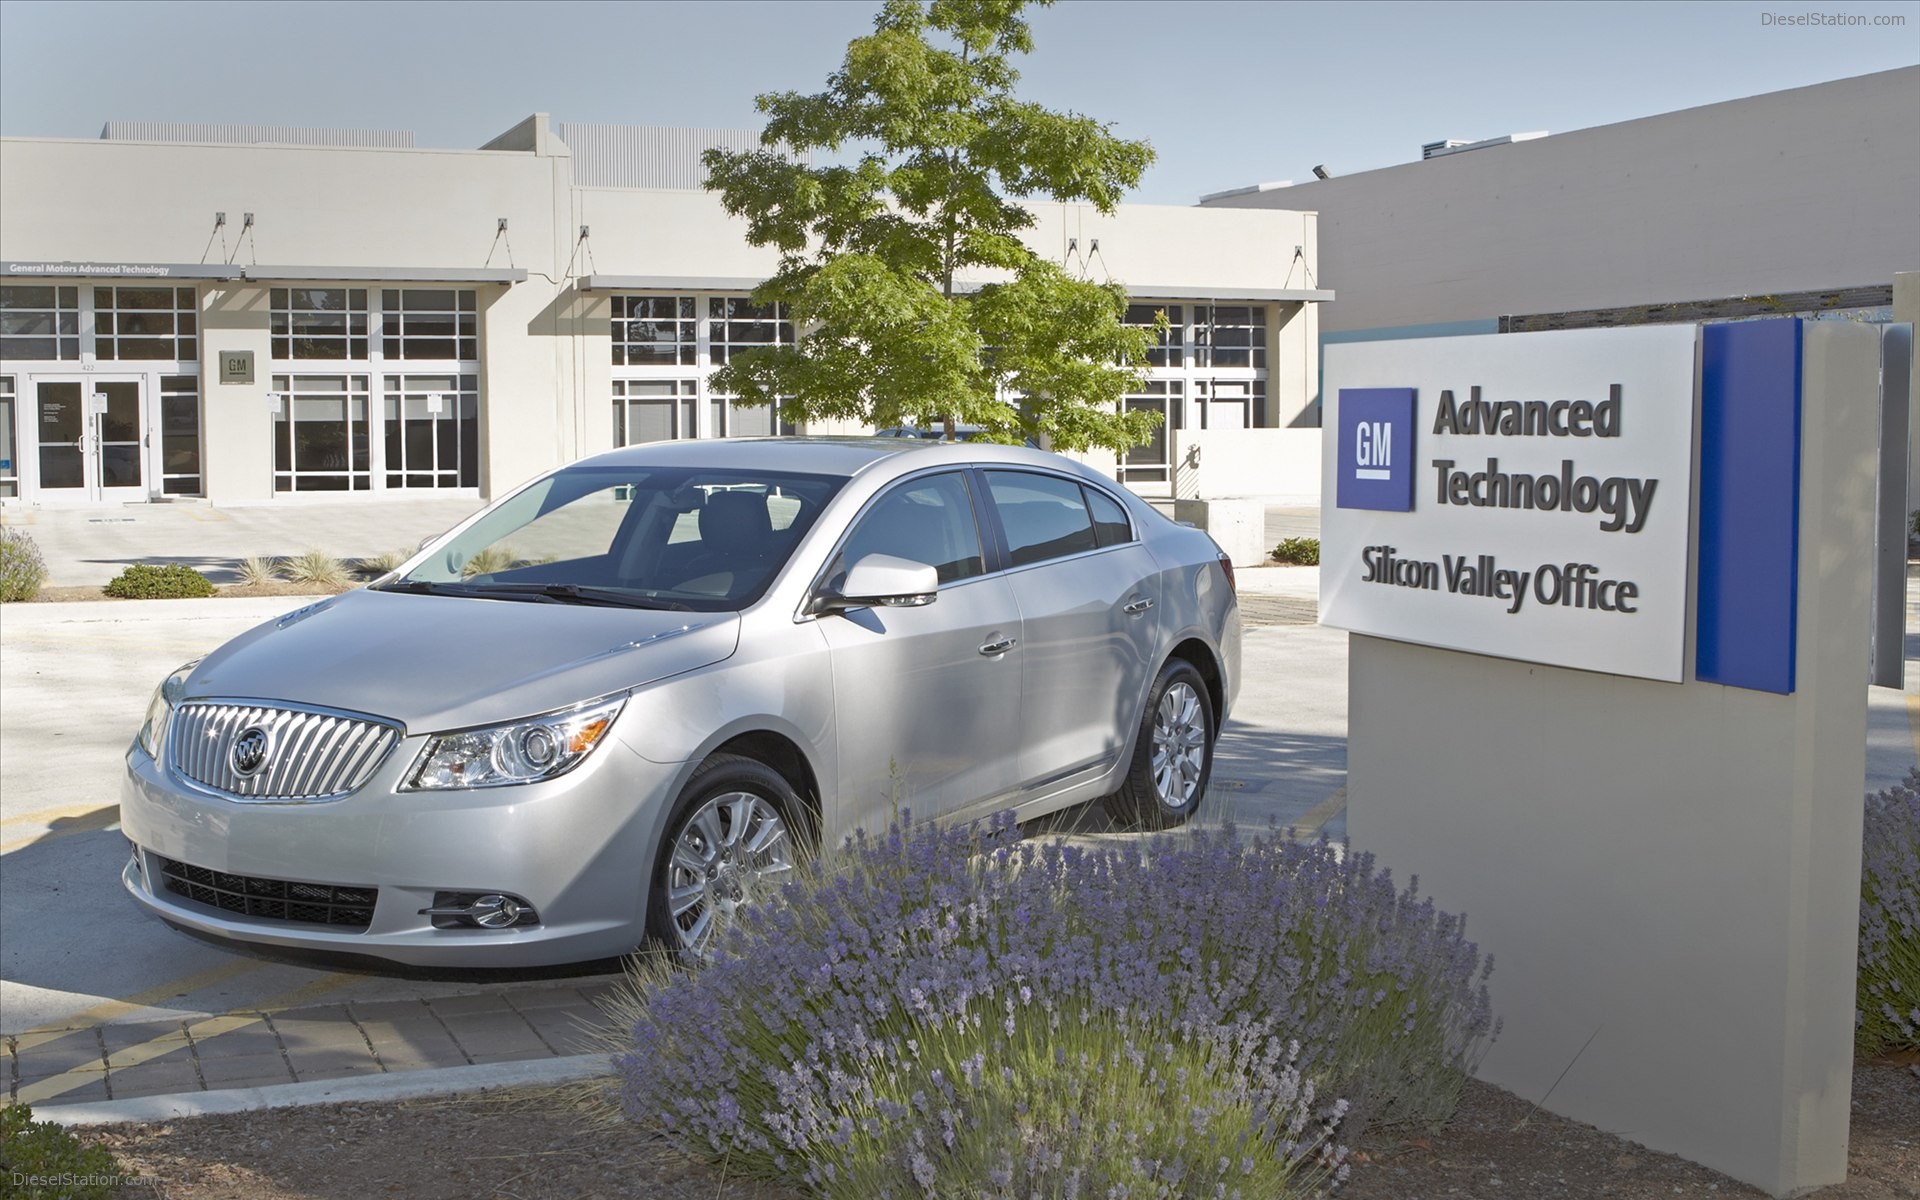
[184,588,740,733]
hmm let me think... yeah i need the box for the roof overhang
[241,266,527,284]
[580,274,762,292]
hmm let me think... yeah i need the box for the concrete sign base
[1342,322,1882,1196]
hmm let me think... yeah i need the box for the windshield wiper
[458,583,695,610]
[372,579,474,596]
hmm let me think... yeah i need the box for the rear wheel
[1101,659,1214,830]
[648,754,801,959]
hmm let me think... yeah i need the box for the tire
[647,753,804,960]
[1101,659,1215,830]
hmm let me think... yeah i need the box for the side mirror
[818,554,939,614]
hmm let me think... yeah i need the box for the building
[0,115,1330,508]
[1201,65,1919,385]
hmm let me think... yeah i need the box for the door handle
[978,637,1017,656]
[1123,597,1154,615]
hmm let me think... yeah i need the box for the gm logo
[1336,388,1416,512]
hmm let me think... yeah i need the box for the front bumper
[120,731,683,967]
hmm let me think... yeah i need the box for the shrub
[103,563,215,599]
[460,545,516,578]
[283,548,351,588]
[1271,537,1320,566]
[0,1103,125,1198]
[355,548,412,578]
[0,526,47,602]
[1859,769,1920,1055]
[237,556,282,586]
[616,817,1493,1195]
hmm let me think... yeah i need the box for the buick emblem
[230,725,272,777]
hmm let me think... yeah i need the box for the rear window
[983,471,1098,567]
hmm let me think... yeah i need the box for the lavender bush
[1859,769,1920,1054]
[0,526,47,602]
[616,816,1494,1196]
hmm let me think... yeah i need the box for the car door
[978,469,1161,793]
[813,470,1023,833]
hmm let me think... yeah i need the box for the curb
[32,1053,614,1128]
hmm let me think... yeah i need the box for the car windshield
[383,465,845,612]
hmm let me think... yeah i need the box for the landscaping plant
[0,526,47,602]
[617,816,1494,1197]
[237,555,282,586]
[0,1104,125,1199]
[1859,768,1920,1055]
[103,563,216,599]
[1271,537,1320,566]
[283,548,352,588]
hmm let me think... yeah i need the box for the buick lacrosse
[122,439,1240,965]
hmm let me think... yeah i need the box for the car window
[983,471,1098,567]
[1084,485,1134,547]
[831,472,985,585]
[396,467,842,611]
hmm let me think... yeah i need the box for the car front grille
[157,856,377,930]
[168,701,399,801]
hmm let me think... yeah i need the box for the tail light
[1218,551,1236,594]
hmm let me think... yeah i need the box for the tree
[703,0,1163,453]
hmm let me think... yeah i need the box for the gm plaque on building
[220,350,254,384]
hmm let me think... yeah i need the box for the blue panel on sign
[1697,320,1800,694]
[1336,389,1416,512]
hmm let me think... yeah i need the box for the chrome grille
[168,701,400,800]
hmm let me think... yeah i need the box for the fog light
[421,891,540,930]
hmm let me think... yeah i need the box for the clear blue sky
[2,0,1914,205]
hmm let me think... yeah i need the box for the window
[984,471,1098,567]
[272,374,371,491]
[381,289,476,361]
[708,298,793,365]
[611,296,696,366]
[1118,380,1183,485]
[94,287,197,361]
[614,379,697,444]
[1125,303,1184,368]
[0,286,80,361]
[833,472,985,585]
[0,376,16,498]
[1194,304,1266,370]
[160,375,202,496]
[383,374,478,489]
[1084,486,1134,547]
[271,288,369,360]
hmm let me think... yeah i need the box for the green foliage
[0,1104,126,1199]
[1271,537,1320,566]
[284,548,351,588]
[702,0,1161,453]
[103,563,216,599]
[0,527,47,602]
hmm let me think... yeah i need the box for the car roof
[571,436,1089,480]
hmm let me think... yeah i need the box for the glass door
[34,377,148,502]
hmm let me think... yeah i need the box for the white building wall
[1202,67,1920,334]
[0,124,1325,504]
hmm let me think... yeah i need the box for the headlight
[137,660,200,759]
[402,695,626,791]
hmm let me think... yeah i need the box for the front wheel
[647,754,802,960]
[1101,660,1215,830]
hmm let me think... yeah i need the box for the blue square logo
[1336,388,1416,512]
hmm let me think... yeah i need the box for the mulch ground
[67,1056,1919,1199]
[28,582,352,603]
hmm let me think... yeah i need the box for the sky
[1,0,1914,206]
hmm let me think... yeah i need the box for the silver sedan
[121,439,1241,966]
